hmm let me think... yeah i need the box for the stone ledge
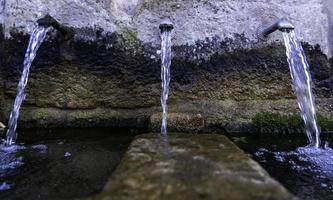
[90,133,297,200]
[150,113,205,133]
[1,99,332,133]
[0,121,5,136]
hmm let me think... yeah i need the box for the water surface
[231,132,333,200]
[0,128,136,200]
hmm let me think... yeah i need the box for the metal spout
[37,14,61,29]
[37,14,73,40]
[258,18,295,39]
[159,17,174,32]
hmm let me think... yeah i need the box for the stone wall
[324,0,333,59]
[0,0,332,133]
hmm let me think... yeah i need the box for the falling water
[160,28,172,135]
[282,30,320,148]
[5,25,49,145]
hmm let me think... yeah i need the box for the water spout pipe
[37,14,61,30]
[159,17,174,32]
[37,14,73,40]
[258,18,295,39]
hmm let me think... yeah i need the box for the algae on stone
[252,112,303,133]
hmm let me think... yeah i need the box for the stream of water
[5,25,49,145]
[282,30,321,148]
[160,28,172,135]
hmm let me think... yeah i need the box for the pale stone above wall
[1,0,331,58]
[324,0,333,58]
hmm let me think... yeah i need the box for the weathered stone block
[90,134,297,200]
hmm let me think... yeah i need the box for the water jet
[259,18,321,148]
[3,15,66,145]
[159,17,173,135]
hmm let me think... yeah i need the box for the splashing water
[0,143,26,191]
[282,30,320,148]
[254,146,333,199]
[160,29,172,135]
[5,25,49,145]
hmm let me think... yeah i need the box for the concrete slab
[91,133,297,200]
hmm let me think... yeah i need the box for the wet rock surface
[0,129,136,200]
[0,1,332,132]
[0,30,332,133]
[91,133,297,200]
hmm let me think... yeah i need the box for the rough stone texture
[1,99,332,134]
[0,0,332,132]
[324,0,333,58]
[1,32,332,132]
[2,0,331,58]
[90,134,297,200]
[150,112,205,133]
[148,99,333,134]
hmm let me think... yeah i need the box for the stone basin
[90,133,297,200]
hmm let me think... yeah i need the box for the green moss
[35,109,50,120]
[231,137,248,144]
[117,27,144,55]
[252,112,333,133]
[252,112,303,133]
[140,0,179,9]
[317,113,333,131]
[119,29,139,44]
